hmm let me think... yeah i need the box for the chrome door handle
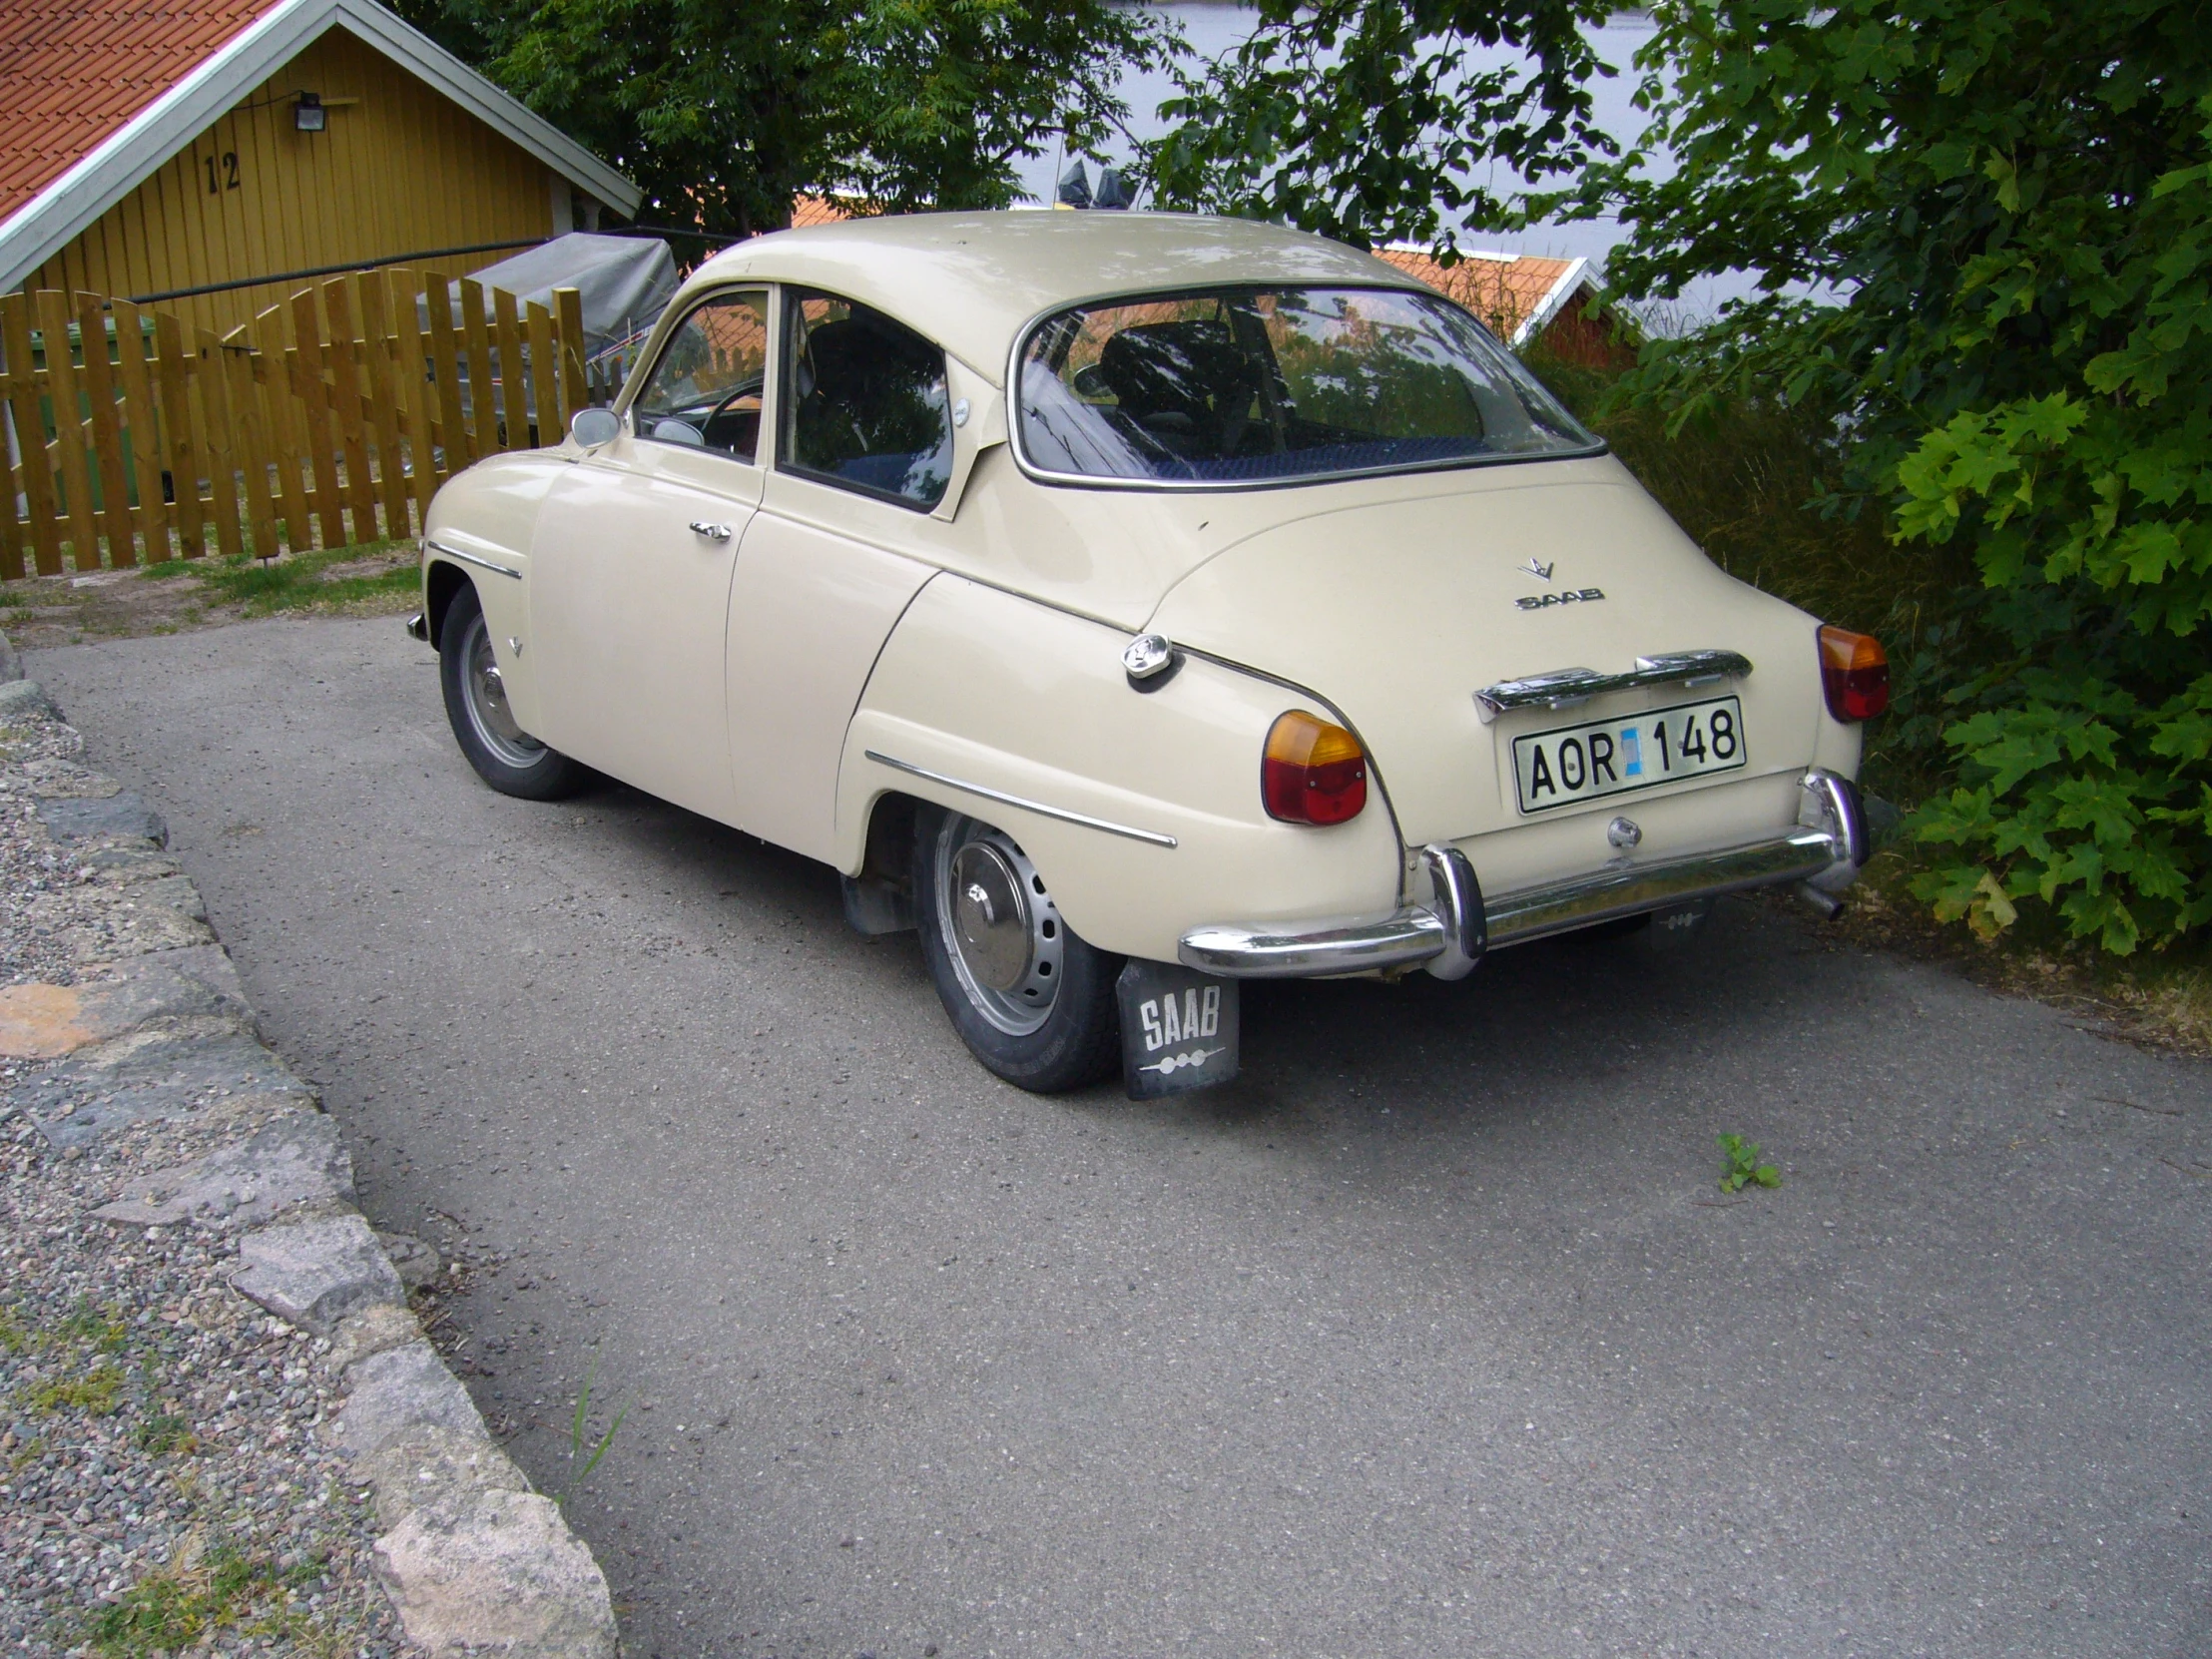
[689,521,732,541]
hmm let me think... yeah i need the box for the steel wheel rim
[935,814,1063,1036]
[459,611,543,768]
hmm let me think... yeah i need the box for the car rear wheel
[438,583,587,800]
[913,806,1121,1092]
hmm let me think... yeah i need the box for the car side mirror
[569,407,622,448]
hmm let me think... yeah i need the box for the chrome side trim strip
[862,751,1178,848]
[425,539,522,581]
[1474,650,1752,721]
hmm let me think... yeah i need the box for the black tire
[438,582,588,800]
[913,805,1122,1092]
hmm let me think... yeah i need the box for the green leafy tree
[1154,0,2212,955]
[1144,0,1617,253]
[387,0,1177,237]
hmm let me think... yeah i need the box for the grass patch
[184,542,417,616]
[135,1411,199,1458]
[82,1538,336,1657]
[28,1362,126,1415]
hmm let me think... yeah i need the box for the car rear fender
[836,575,1404,963]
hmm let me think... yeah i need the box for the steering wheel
[700,377,765,451]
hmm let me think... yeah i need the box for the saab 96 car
[411,211,1889,1098]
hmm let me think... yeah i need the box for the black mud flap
[1117,959,1240,1100]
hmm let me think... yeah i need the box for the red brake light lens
[1263,710,1368,826]
[1818,625,1890,722]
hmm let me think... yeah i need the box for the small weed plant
[559,1354,627,1506]
[1718,1133,1782,1194]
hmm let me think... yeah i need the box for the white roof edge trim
[1509,256,1600,348]
[0,0,638,294]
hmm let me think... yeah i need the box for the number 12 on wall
[205,152,241,194]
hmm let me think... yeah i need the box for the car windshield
[1016,285,1600,486]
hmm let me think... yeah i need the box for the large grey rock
[332,1341,485,1457]
[75,842,182,882]
[20,757,119,799]
[356,1421,531,1529]
[234,1210,404,1337]
[26,884,216,965]
[0,679,56,723]
[96,1112,352,1228]
[16,1024,312,1148]
[326,1302,424,1372]
[374,1489,617,1659]
[36,791,166,844]
[0,628,22,685]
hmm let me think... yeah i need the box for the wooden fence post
[1,293,63,576]
[459,278,496,457]
[76,292,138,568]
[152,310,209,559]
[388,269,442,522]
[110,302,170,563]
[554,286,589,421]
[192,328,246,560]
[287,289,344,552]
[36,291,100,568]
[355,270,413,540]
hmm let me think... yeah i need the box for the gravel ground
[0,700,420,1657]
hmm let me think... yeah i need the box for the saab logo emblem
[1139,985,1221,1052]
[1515,587,1606,611]
[1519,556,1555,581]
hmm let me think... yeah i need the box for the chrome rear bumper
[1179,770,1867,980]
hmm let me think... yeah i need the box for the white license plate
[1512,695,1746,814]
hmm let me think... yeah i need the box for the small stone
[375,1232,441,1290]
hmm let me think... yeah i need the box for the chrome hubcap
[935,815,1062,1035]
[460,612,543,768]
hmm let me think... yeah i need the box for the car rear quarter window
[781,291,954,509]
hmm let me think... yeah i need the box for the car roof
[681,210,1431,383]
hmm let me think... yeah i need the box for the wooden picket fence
[0,270,603,580]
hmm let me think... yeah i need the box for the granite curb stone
[5,655,623,1658]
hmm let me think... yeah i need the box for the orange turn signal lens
[1818,625,1890,722]
[1263,710,1369,826]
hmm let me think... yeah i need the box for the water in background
[1016,5,1752,326]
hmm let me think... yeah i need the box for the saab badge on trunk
[1117,959,1240,1099]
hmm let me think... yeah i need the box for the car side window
[782,289,954,509]
[632,289,771,461]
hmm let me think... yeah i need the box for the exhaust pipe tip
[1794,880,1844,920]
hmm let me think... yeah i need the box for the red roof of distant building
[0,0,272,226]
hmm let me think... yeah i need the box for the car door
[529,286,772,824]
[723,288,943,860]
[524,293,770,831]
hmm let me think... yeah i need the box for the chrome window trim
[424,539,521,581]
[863,751,1177,848]
[1002,281,1609,495]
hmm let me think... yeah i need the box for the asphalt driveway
[31,615,2212,1659]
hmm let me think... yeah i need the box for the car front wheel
[438,583,587,800]
[913,806,1121,1092]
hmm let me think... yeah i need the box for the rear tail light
[1818,625,1890,722]
[1263,710,1368,826]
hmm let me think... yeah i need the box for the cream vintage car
[411,211,1888,1098]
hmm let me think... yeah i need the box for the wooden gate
[0,271,599,579]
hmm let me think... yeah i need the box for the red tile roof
[0,0,273,226]
[1375,246,1583,340]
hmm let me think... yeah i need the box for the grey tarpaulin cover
[424,233,678,357]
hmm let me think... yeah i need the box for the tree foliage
[388,0,1176,237]
[1155,0,2212,954]
[1144,0,1616,253]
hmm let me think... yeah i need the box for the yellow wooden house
[0,0,640,339]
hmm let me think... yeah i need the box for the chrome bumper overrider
[1179,770,1868,981]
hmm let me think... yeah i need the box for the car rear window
[1015,286,1600,487]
